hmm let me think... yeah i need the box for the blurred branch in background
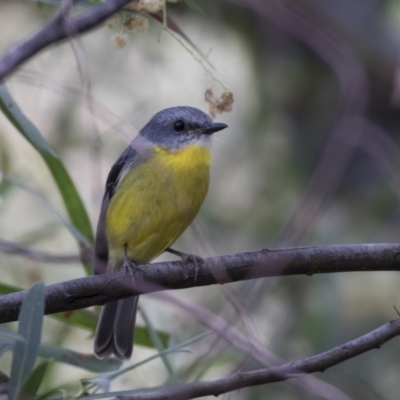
[356,117,400,199]
[0,0,132,81]
[16,69,138,141]
[159,290,353,400]
[227,0,368,245]
[90,317,400,400]
[0,238,79,263]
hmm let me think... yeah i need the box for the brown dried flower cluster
[125,0,165,13]
[126,0,181,13]
[110,33,128,48]
[204,88,234,119]
[106,14,120,27]
[108,0,182,48]
[124,15,149,32]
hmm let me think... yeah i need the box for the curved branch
[112,318,400,399]
[225,0,369,245]
[0,243,399,323]
[0,0,132,81]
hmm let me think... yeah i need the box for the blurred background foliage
[1,0,400,398]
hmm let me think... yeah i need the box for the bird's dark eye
[173,120,185,132]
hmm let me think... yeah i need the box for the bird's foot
[122,244,139,277]
[166,248,205,282]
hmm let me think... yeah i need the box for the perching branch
[0,243,399,323]
[109,318,400,400]
[0,0,132,81]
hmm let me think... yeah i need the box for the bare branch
[111,318,400,399]
[225,0,368,245]
[0,238,80,264]
[0,0,132,81]
[154,291,352,400]
[0,243,399,323]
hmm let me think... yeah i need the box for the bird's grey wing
[94,145,138,274]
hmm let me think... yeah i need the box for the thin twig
[0,0,132,81]
[95,318,400,400]
[225,0,368,245]
[0,238,80,264]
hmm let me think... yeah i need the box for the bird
[94,106,227,360]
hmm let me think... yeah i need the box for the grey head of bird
[139,106,228,150]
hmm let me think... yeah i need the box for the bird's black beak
[202,122,228,135]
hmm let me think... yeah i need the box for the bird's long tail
[94,296,139,360]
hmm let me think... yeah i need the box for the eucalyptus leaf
[0,281,21,295]
[184,0,204,14]
[0,84,93,274]
[0,343,12,359]
[21,360,49,397]
[140,306,173,375]
[83,331,212,394]
[38,344,122,373]
[0,327,24,342]
[8,282,45,400]
[3,175,89,246]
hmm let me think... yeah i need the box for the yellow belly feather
[106,144,210,268]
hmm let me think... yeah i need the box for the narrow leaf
[0,343,12,359]
[52,309,168,348]
[21,360,49,398]
[135,325,169,349]
[0,135,12,196]
[0,294,168,350]
[38,344,122,373]
[184,0,204,14]
[140,307,173,375]
[0,281,20,295]
[53,309,98,331]
[8,282,45,400]
[104,331,212,382]
[36,387,66,400]
[0,327,25,342]
[0,84,93,272]
[3,175,89,246]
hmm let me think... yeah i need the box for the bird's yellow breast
[106,144,210,268]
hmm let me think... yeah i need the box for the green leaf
[21,360,49,398]
[23,180,88,245]
[0,284,168,350]
[8,282,45,400]
[0,281,21,295]
[0,134,12,196]
[112,331,212,379]
[36,387,66,400]
[0,327,24,342]
[53,309,98,331]
[135,325,169,349]
[140,307,173,375]
[82,331,213,395]
[0,84,93,273]
[3,175,90,246]
[0,343,12,359]
[184,0,204,14]
[52,309,168,349]
[38,344,122,373]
